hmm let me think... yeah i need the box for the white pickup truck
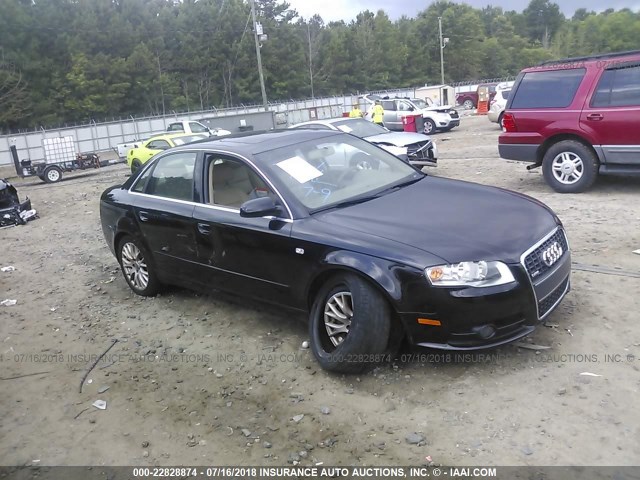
[166,120,231,137]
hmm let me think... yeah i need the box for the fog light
[472,325,496,339]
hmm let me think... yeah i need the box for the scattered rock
[292,414,304,423]
[320,406,331,415]
[405,432,425,445]
[522,446,534,456]
[241,429,252,437]
[141,441,150,448]
[263,441,272,449]
[97,386,110,394]
[558,388,567,396]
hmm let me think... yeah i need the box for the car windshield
[172,134,206,145]
[412,99,429,108]
[331,119,388,138]
[255,134,420,211]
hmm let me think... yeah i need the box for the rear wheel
[542,140,598,193]
[117,236,160,296]
[309,273,391,373]
[423,118,436,135]
[130,159,143,174]
[462,99,474,110]
[43,165,62,183]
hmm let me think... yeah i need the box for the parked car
[290,117,437,167]
[126,133,208,173]
[167,120,231,137]
[456,83,498,110]
[499,50,640,193]
[101,129,571,373]
[487,82,514,126]
[363,94,459,134]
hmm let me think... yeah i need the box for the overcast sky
[287,0,640,22]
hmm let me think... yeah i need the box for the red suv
[499,50,640,193]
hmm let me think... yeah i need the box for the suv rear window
[591,65,640,107]
[510,68,586,109]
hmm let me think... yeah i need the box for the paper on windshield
[336,125,353,133]
[276,156,323,184]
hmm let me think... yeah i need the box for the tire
[309,273,391,373]
[43,166,62,183]
[423,118,436,135]
[462,99,474,110]
[130,159,143,174]
[117,235,160,296]
[542,140,599,193]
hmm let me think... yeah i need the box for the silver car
[290,118,437,167]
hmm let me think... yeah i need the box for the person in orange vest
[371,100,385,126]
[349,103,363,118]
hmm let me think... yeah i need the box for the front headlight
[425,261,515,287]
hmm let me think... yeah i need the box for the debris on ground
[0,178,37,227]
[1,299,17,307]
[579,372,602,377]
[92,400,107,410]
[1,266,16,272]
[633,249,640,255]
[405,433,425,445]
[292,414,304,423]
[514,341,551,351]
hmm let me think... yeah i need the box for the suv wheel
[423,119,436,135]
[542,140,599,193]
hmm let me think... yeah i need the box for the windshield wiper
[311,175,423,214]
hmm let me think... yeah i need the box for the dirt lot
[1,115,639,468]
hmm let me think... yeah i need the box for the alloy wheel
[551,152,584,185]
[121,242,149,290]
[323,291,353,347]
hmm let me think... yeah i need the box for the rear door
[582,62,640,165]
[130,151,200,286]
[381,100,400,130]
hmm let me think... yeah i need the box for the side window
[189,122,209,133]
[147,140,171,150]
[592,66,640,107]
[206,155,273,209]
[397,101,412,112]
[381,100,395,111]
[132,167,152,193]
[167,123,184,132]
[145,152,197,201]
[510,68,586,109]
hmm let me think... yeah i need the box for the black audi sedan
[100,129,571,373]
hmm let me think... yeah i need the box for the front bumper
[398,228,571,350]
[407,141,438,167]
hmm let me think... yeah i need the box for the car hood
[423,105,453,112]
[364,131,431,146]
[313,176,558,266]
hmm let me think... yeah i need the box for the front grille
[524,229,569,279]
[406,141,433,160]
[538,277,569,318]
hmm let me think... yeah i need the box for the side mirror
[240,196,281,218]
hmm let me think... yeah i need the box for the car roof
[524,50,640,72]
[172,129,342,157]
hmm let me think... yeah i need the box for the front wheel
[117,236,160,296]
[462,99,474,110]
[542,140,598,193]
[423,118,436,135]
[309,273,391,373]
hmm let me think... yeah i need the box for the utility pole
[438,17,449,106]
[250,0,268,111]
[307,22,314,100]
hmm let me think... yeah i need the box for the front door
[192,154,298,306]
[582,63,640,165]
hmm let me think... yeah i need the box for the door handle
[197,223,211,235]
[586,113,604,121]
[138,211,150,222]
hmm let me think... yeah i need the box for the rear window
[510,68,586,109]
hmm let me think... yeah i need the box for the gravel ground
[1,115,639,467]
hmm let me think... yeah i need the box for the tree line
[0,0,639,132]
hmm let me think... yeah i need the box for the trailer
[9,136,100,183]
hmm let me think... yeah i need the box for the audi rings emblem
[541,242,563,267]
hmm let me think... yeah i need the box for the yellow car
[127,133,208,173]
